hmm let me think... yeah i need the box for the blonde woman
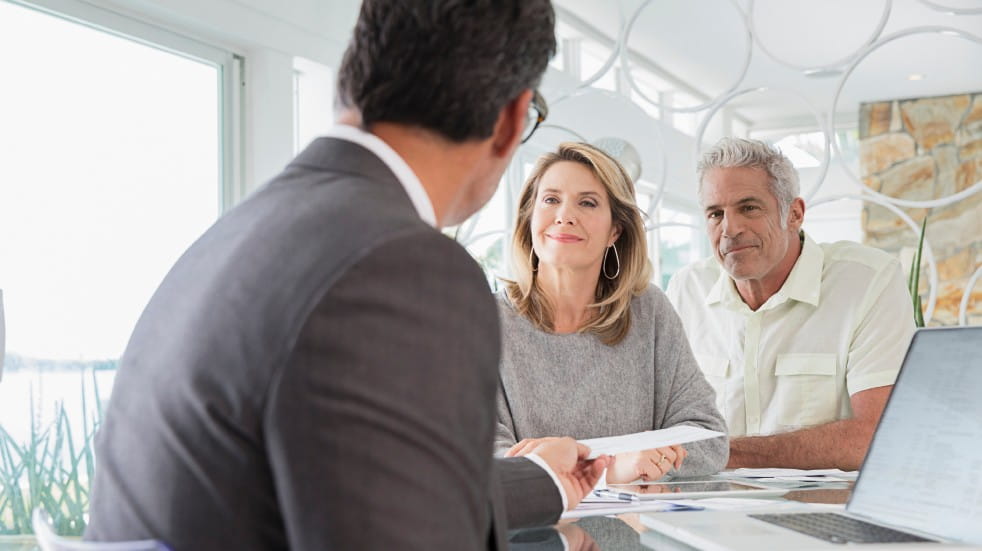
[496,142,727,483]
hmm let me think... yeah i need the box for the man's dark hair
[337,0,556,142]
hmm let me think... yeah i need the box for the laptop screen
[848,327,982,544]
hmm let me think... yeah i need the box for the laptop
[641,327,982,549]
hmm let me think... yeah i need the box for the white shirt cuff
[524,452,569,511]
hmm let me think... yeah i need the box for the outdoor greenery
[0,367,108,536]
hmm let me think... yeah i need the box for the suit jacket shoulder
[87,138,524,550]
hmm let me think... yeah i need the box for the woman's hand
[605,444,687,484]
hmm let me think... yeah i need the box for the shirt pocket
[695,354,729,418]
[774,354,838,427]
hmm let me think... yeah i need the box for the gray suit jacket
[85,138,561,550]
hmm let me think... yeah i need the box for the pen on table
[594,489,636,501]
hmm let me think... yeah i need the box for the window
[773,132,824,169]
[455,175,512,291]
[627,66,671,120]
[670,92,701,137]
[0,0,237,535]
[654,206,707,289]
[549,30,566,72]
[580,39,617,92]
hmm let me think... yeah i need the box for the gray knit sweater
[494,284,729,477]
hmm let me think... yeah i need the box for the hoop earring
[529,247,537,272]
[603,245,620,280]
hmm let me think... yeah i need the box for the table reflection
[509,517,646,550]
[508,484,854,550]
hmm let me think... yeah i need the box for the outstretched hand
[605,444,687,484]
[507,436,611,510]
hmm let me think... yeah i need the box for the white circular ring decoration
[644,221,703,233]
[540,89,669,207]
[959,265,982,326]
[748,0,892,73]
[534,124,587,142]
[808,193,938,323]
[694,87,831,202]
[576,22,622,93]
[830,26,982,209]
[548,28,623,107]
[918,0,982,15]
[620,0,752,113]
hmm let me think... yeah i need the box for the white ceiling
[555,0,982,129]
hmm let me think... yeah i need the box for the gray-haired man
[667,137,914,471]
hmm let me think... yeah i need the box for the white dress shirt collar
[323,124,437,228]
[706,231,824,311]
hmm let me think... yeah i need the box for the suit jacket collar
[295,125,437,227]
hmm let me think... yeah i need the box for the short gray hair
[697,138,800,226]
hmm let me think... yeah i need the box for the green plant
[908,216,928,328]
[0,387,100,536]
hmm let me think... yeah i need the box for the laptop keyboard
[749,512,936,544]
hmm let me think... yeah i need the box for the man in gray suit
[85,1,609,549]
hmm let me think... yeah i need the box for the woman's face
[529,161,620,274]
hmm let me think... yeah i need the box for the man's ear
[787,197,806,229]
[490,89,534,158]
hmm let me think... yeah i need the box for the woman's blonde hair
[504,142,652,346]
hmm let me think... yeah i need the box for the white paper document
[666,497,796,511]
[579,426,725,459]
[561,498,699,519]
[717,468,858,482]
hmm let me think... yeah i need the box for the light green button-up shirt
[667,233,915,437]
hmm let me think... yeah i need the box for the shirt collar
[777,232,823,307]
[322,124,437,228]
[705,231,824,310]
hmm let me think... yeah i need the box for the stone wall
[860,92,982,326]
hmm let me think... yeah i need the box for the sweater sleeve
[649,287,729,476]
[494,380,519,455]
